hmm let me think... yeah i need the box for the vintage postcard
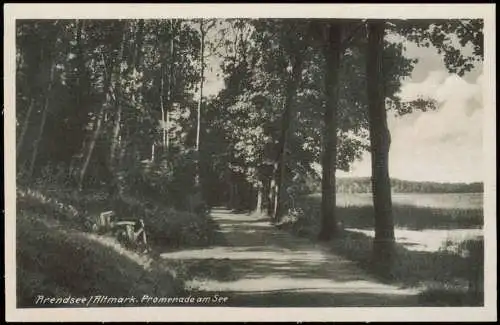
[4,3,497,322]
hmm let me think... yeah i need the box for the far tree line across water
[333,177,484,194]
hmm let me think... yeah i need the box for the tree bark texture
[367,20,395,272]
[27,61,56,179]
[273,56,304,222]
[318,22,342,241]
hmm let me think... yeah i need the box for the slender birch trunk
[160,66,166,148]
[166,19,175,151]
[78,50,114,190]
[27,63,56,179]
[109,27,127,169]
[196,20,205,153]
[78,105,105,190]
[16,98,34,160]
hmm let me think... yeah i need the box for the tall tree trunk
[133,19,145,70]
[318,22,342,241]
[261,174,269,214]
[166,19,175,151]
[110,20,144,187]
[228,181,234,209]
[160,65,166,148]
[131,19,145,105]
[271,164,280,219]
[159,20,175,153]
[267,163,276,216]
[367,20,395,273]
[109,100,123,168]
[197,21,205,153]
[73,19,90,164]
[78,104,105,190]
[27,62,56,179]
[193,19,206,192]
[16,98,35,160]
[254,181,263,215]
[109,26,128,169]
[273,56,304,222]
[267,172,276,217]
[165,100,171,152]
[78,49,115,190]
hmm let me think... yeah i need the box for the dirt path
[160,208,421,307]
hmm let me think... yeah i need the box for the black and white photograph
[4,3,496,322]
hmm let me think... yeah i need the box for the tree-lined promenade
[16,18,484,307]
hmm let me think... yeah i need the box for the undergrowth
[16,180,222,307]
[17,184,220,250]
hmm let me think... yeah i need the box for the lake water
[334,192,484,252]
[334,192,483,210]
[347,227,483,253]
[307,192,484,252]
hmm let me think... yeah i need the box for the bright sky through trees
[202,29,483,183]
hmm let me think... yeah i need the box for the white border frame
[4,3,497,322]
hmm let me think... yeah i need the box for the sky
[336,40,484,183]
[202,26,484,184]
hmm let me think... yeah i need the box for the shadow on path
[161,208,421,307]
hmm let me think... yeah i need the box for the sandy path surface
[160,208,421,307]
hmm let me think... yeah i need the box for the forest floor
[161,208,421,307]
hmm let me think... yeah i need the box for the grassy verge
[17,207,185,307]
[277,194,484,306]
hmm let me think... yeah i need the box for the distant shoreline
[320,177,484,194]
[335,176,484,186]
[333,192,484,195]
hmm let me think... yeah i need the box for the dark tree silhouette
[366,20,395,271]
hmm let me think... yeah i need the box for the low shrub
[143,206,217,248]
[104,192,217,249]
[122,149,203,213]
[17,181,219,251]
[418,283,483,306]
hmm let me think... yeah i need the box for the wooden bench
[95,211,149,252]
